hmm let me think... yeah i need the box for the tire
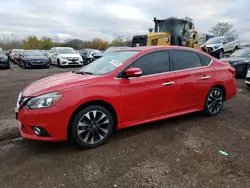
[217,50,223,59]
[23,62,27,69]
[204,87,224,117]
[233,46,238,53]
[70,105,115,149]
[246,83,250,87]
[57,59,61,68]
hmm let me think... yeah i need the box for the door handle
[201,75,210,80]
[162,81,175,86]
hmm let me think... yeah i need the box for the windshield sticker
[109,59,122,67]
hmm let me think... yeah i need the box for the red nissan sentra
[15,46,237,148]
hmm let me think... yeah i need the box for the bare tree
[210,22,235,37]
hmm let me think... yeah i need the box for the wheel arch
[67,100,118,139]
[211,84,226,99]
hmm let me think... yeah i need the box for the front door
[119,50,176,123]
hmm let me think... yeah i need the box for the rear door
[171,49,212,111]
[119,50,176,122]
[223,37,231,53]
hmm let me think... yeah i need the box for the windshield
[231,48,250,57]
[104,47,128,54]
[204,37,224,45]
[78,51,139,75]
[24,50,44,56]
[158,20,185,36]
[58,48,77,54]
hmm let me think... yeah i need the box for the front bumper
[16,105,70,141]
[0,60,10,69]
[245,70,250,84]
[23,60,50,67]
[59,58,83,66]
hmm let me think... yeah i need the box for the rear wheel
[204,87,224,116]
[70,105,115,149]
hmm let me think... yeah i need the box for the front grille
[132,35,148,47]
[67,57,79,61]
[30,60,46,65]
[18,96,30,110]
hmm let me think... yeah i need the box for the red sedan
[15,46,237,148]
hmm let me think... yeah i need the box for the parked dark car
[221,48,250,77]
[92,46,130,61]
[19,50,50,69]
[78,48,100,64]
[0,50,10,69]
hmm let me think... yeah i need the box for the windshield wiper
[72,70,93,75]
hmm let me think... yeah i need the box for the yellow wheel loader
[132,17,201,50]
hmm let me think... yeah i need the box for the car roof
[123,45,203,53]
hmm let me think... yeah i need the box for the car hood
[22,72,99,96]
[201,43,222,48]
[24,56,47,60]
[59,54,81,58]
[0,54,7,59]
[221,57,250,64]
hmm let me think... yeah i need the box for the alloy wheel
[77,110,110,145]
[207,89,223,114]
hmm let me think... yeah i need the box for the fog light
[33,127,42,135]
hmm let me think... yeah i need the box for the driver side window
[128,50,170,76]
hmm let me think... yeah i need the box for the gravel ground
[0,64,250,188]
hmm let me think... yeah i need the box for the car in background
[78,48,100,65]
[19,50,50,69]
[48,47,83,67]
[221,48,250,77]
[201,36,239,59]
[41,50,50,57]
[0,48,10,69]
[9,49,24,62]
[16,46,237,149]
[245,67,250,87]
[92,46,130,61]
[13,49,24,65]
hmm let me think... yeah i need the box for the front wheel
[57,59,61,68]
[70,105,115,149]
[217,50,223,59]
[204,87,224,116]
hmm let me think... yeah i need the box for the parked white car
[201,36,239,59]
[245,67,250,87]
[48,47,83,67]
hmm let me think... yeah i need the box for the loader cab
[131,17,194,47]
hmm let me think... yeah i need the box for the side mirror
[124,67,142,78]
[223,40,228,44]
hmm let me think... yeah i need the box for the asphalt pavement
[0,64,250,188]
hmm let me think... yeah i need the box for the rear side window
[130,50,170,76]
[172,50,202,70]
[199,54,212,66]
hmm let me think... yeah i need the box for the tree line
[0,20,236,50]
[0,35,132,50]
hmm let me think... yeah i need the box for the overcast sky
[0,0,249,42]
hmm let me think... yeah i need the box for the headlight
[25,92,63,109]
